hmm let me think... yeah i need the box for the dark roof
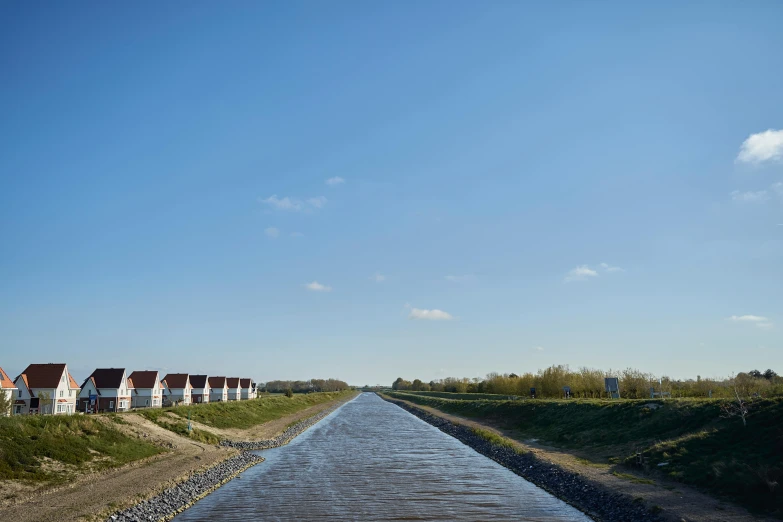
[82,368,126,389]
[163,373,190,389]
[128,371,158,389]
[18,363,68,389]
[239,378,254,388]
[226,377,240,388]
[189,375,209,388]
[208,376,226,388]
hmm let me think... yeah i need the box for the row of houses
[0,363,257,415]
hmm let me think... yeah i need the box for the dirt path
[387,396,765,522]
[0,400,342,522]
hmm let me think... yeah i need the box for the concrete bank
[382,395,665,522]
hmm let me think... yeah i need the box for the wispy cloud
[445,274,473,282]
[731,190,769,203]
[260,195,327,212]
[773,182,783,197]
[599,262,624,273]
[371,273,386,282]
[757,322,774,330]
[727,315,773,329]
[264,227,279,238]
[534,346,544,351]
[303,281,332,292]
[737,129,783,164]
[290,231,304,238]
[564,265,598,283]
[325,176,345,186]
[409,308,453,321]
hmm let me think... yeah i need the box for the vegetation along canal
[173,392,591,521]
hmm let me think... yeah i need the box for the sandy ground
[386,396,768,522]
[0,399,342,522]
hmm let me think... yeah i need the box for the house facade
[78,368,132,413]
[189,375,210,404]
[0,367,17,416]
[240,378,256,400]
[14,363,81,415]
[128,371,163,409]
[226,378,242,401]
[207,377,228,402]
[162,374,191,405]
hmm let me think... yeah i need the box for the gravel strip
[219,400,343,450]
[106,452,263,522]
[384,396,665,522]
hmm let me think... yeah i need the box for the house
[128,371,163,409]
[78,368,132,413]
[226,378,242,401]
[14,363,81,415]
[207,377,228,402]
[190,375,210,404]
[240,378,256,400]
[162,374,191,405]
[0,366,17,416]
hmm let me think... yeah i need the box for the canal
[173,392,592,521]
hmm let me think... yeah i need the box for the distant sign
[89,394,97,405]
[604,378,620,399]
[563,386,571,392]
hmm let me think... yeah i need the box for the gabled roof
[0,367,16,389]
[163,373,190,389]
[190,375,209,388]
[226,377,241,389]
[81,368,126,390]
[128,371,159,389]
[68,373,80,389]
[16,363,68,389]
[208,376,226,388]
[239,378,254,389]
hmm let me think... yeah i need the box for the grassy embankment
[0,415,164,484]
[137,390,355,441]
[403,391,520,400]
[386,391,783,516]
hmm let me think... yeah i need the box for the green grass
[385,392,783,516]
[400,391,521,401]
[470,427,524,453]
[138,391,355,431]
[612,471,655,485]
[0,415,164,483]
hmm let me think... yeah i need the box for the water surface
[174,392,591,521]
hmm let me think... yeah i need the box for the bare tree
[720,377,750,427]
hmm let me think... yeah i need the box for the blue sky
[1,2,782,386]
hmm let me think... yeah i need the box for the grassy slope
[403,391,520,400]
[387,391,783,516]
[0,415,164,483]
[138,390,355,432]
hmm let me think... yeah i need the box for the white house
[189,375,210,404]
[208,377,228,402]
[78,368,132,413]
[14,363,81,415]
[226,378,242,401]
[0,366,17,416]
[240,378,256,400]
[162,374,191,405]
[128,370,163,409]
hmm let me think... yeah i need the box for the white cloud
[599,262,624,273]
[325,176,345,186]
[371,273,386,282]
[445,274,473,282]
[737,129,783,164]
[264,227,279,238]
[534,346,544,351]
[409,308,453,321]
[260,195,327,212]
[730,190,769,203]
[564,265,598,282]
[303,281,332,292]
[727,315,768,323]
[307,196,327,209]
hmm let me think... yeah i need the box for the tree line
[392,366,782,399]
[260,378,349,394]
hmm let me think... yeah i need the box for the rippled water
[173,393,592,521]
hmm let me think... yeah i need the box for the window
[145,399,149,406]
[15,406,22,414]
[69,389,73,397]
[18,390,21,397]
[109,400,114,410]
[61,375,65,383]
[59,390,63,397]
